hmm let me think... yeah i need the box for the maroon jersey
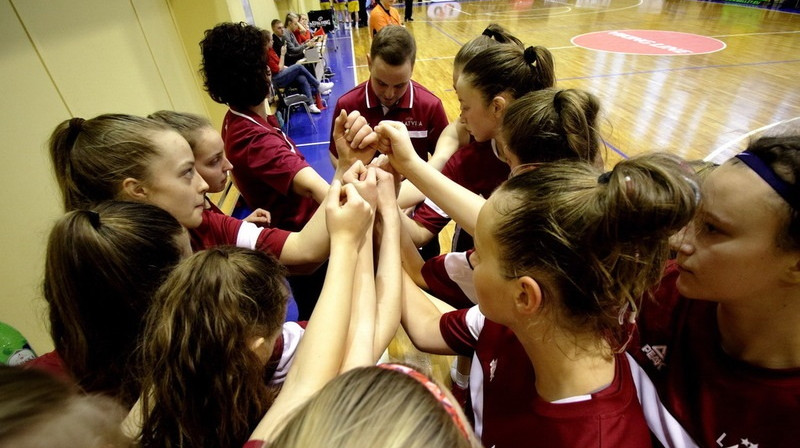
[421,249,476,309]
[222,108,318,232]
[329,80,448,161]
[630,261,800,448]
[412,140,509,246]
[190,209,290,257]
[441,307,653,448]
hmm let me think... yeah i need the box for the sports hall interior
[1,0,798,359]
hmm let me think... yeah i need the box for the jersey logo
[641,344,668,370]
[489,358,497,382]
[716,433,759,448]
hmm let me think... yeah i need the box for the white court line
[349,28,358,83]
[704,117,800,163]
[296,141,330,147]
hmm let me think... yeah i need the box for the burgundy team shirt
[190,209,290,257]
[440,307,653,448]
[222,108,318,232]
[629,261,800,448]
[328,80,448,161]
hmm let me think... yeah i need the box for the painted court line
[603,139,629,159]
[704,117,800,163]
[559,58,800,81]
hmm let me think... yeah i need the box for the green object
[0,321,37,366]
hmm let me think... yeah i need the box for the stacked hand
[325,180,374,247]
[333,110,381,168]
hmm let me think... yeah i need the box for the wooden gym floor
[345,0,800,165]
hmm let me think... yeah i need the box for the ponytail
[502,88,602,166]
[460,44,555,104]
[48,114,170,211]
[494,154,697,349]
[44,201,184,406]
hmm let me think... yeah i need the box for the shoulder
[336,82,368,108]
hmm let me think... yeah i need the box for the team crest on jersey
[489,358,498,382]
[403,119,422,127]
[641,344,668,370]
[716,433,759,448]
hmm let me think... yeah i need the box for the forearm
[292,166,329,204]
[400,218,428,289]
[341,229,377,371]
[402,158,485,238]
[400,272,454,355]
[400,211,435,247]
[396,180,425,209]
[373,207,402,360]
[280,203,330,265]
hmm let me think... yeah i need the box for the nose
[223,156,233,172]
[671,222,695,256]
[196,172,209,194]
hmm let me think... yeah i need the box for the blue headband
[735,151,798,209]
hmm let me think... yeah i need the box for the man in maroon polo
[328,25,449,167]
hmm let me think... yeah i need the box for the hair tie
[66,117,85,149]
[378,363,471,440]
[523,46,537,66]
[735,151,800,209]
[84,209,101,229]
[597,171,612,184]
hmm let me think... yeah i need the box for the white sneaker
[319,82,334,92]
[309,104,322,114]
[321,89,332,95]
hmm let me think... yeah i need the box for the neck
[717,291,800,368]
[513,323,616,402]
[248,101,269,120]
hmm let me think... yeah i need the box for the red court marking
[571,30,726,55]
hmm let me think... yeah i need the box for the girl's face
[455,74,502,143]
[193,126,233,193]
[139,130,209,229]
[674,161,798,304]
[472,193,518,324]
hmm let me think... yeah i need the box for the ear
[366,54,372,70]
[514,275,544,316]
[121,177,147,201]
[491,95,508,118]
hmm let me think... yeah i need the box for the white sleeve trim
[268,322,305,385]
[464,305,485,341]
[625,352,700,448]
[422,197,450,219]
[235,220,265,249]
[443,252,478,304]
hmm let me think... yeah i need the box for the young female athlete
[148,110,271,224]
[379,120,697,447]
[28,201,186,407]
[403,42,554,251]
[630,134,800,447]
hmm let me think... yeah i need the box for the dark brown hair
[460,44,555,104]
[200,22,271,109]
[139,247,288,448]
[454,24,523,73]
[370,25,416,66]
[493,154,697,349]
[43,201,184,406]
[735,134,800,249]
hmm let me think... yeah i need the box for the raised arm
[249,181,373,442]
[375,121,486,237]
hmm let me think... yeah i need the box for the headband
[735,151,799,209]
[377,363,471,440]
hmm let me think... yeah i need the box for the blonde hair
[148,110,212,151]
[494,153,698,350]
[270,366,482,448]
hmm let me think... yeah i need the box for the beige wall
[0,0,281,355]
